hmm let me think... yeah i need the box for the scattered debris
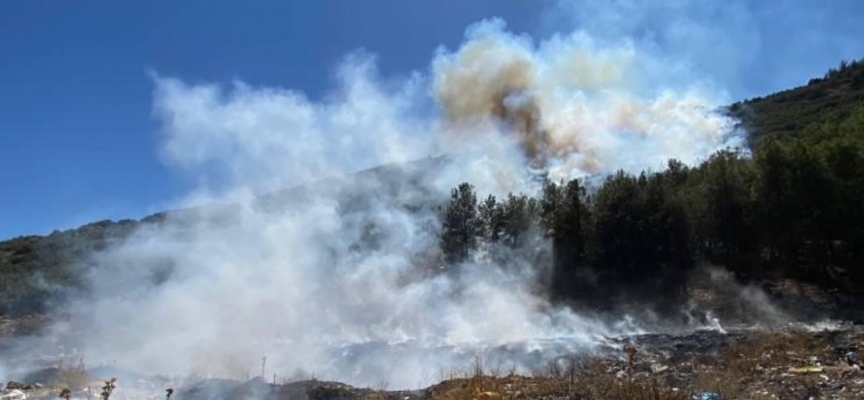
[0,390,25,400]
[651,363,669,373]
[472,387,499,399]
[846,351,861,366]
[2,324,864,399]
[789,366,824,374]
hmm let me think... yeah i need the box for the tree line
[440,105,864,310]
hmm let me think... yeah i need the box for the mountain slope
[2,61,864,316]
[0,156,449,316]
[730,59,864,143]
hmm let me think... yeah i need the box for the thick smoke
[153,53,435,196]
[23,18,744,391]
[433,20,741,180]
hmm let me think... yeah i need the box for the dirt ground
[4,325,863,400]
[414,325,864,400]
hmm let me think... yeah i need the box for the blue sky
[1,0,863,239]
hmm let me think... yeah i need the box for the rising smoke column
[432,19,742,181]
[20,17,744,392]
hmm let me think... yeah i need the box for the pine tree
[440,183,479,264]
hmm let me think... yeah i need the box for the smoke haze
[14,16,747,391]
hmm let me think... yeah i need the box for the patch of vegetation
[0,219,139,316]
[730,59,864,144]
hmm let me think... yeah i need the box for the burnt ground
[2,325,863,400]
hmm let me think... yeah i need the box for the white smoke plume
[21,17,744,391]
[433,19,741,181]
[152,53,435,196]
[153,18,741,195]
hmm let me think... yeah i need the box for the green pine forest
[439,60,864,310]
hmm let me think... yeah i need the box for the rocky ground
[2,324,863,400]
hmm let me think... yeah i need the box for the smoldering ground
[2,15,764,392]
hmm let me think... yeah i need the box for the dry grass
[692,331,841,400]
[722,331,824,375]
[423,354,689,400]
[420,329,864,400]
[33,328,862,400]
[52,368,89,391]
[425,374,688,400]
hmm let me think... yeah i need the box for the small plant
[59,388,72,400]
[165,388,174,400]
[625,344,638,376]
[471,353,485,378]
[100,378,116,400]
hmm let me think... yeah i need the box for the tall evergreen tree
[478,195,503,243]
[688,150,757,275]
[440,183,479,264]
[499,193,537,248]
[540,179,592,299]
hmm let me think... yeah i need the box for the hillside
[2,61,864,317]
[730,59,864,143]
[0,156,449,316]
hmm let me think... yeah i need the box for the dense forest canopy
[439,60,864,310]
